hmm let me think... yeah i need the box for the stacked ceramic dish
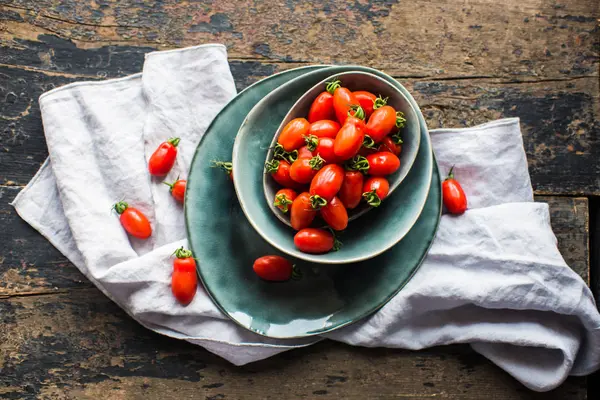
[185,66,442,338]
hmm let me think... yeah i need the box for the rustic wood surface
[0,0,598,398]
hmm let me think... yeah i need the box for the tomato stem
[362,135,376,149]
[264,159,280,173]
[173,246,193,259]
[325,79,341,94]
[309,195,328,209]
[363,190,382,207]
[274,194,294,213]
[348,104,365,120]
[273,144,297,163]
[345,155,370,173]
[309,154,325,170]
[446,165,455,180]
[168,137,181,147]
[373,95,388,110]
[304,134,319,152]
[391,132,404,144]
[113,201,129,215]
[395,111,406,129]
[291,265,302,280]
[211,160,233,177]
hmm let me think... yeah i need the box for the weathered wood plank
[1,0,598,80]
[0,289,588,399]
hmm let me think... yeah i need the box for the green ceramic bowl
[185,65,441,338]
[262,71,421,228]
[233,70,431,264]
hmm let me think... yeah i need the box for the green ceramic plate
[185,65,441,339]
[233,69,430,264]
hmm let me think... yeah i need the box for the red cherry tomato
[149,137,180,176]
[331,85,360,125]
[308,120,340,139]
[278,118,310,152]
[362,177,390,207]
[294,228,336,254]
[308,92,335,123]
[314,137,339,164]
[265,159,301,189]
[113,201,152,239]
[353,91,377,118]
[171,247,197,305]
[309,164,345,205]
[334,122,365,161]
[442,166,468,214]
[320,196,348,231]
[290,192,318,230]
[297,145,314,159]
[290,156,324,184]
[365,105,397,142]
[379,136,402,156]
[345,115,366,131]
[253,255,294,282]
[366,152,401,176]
[273,188,297,213]
[338,171,364,210]
[164,179,186,203]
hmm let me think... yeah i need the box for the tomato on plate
[338,170,364,210]
[278,118,311,151]
[365,105,398,142]
[362,177,390,207]
[149,137,180,177]
[353,91,377,118]
[366,152,400,176]
[290,155,325,184]
[379,135,402,156]
[308,92,335,123]
[442,166,468,214]
[334,122,365,161]
[164,178,186,203]
[294,228,339,254]
[273,188,297,213]
[171,247,197,305]
[309,164,345,207]
[308,120,340,139]
[265,159,301,189]
[297,145,314,159]
[313,137,339,164]
[113,201,152,239]
[253,255,295,282]
[320,196,348,231]
[290,192,318,230]
[328,80,361,125]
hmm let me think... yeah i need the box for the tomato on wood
[294,228,340,254]
[290,192,318,230]
[320,196,348,231]
[171,247,197,305]
[273,188,297,213]
[278,118,311,151]
[289,155,325,184]
[309,164,345,207]
[308,92,335,123]
[113,201,152,239]
[149,137,180,176]
[308,120,340,139]
[253,255,296,282]
[442,166,468,214]
[164,179,186,203]
[366,152,400,176]
[338,171,364,210]
[362,177,390,207]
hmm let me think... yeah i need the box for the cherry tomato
[328,81,360,125]
[294,228,337,254]
[353,91,377,118]
[253,255,295,282]
[290,156,324,184]
[308,92,335,123]
[362,177,390,207]
[334,122,365,161]
[379,136,402,156]
[442,166,468,214]
[290,192,317,230]
[309,164,345,206]
[171,247,197,305]
[278,118,310,152]
[320,196,348,231]
[365,105,398,142]
[309,120,341,139]
[314,137,339,164]
[211,160,233,180]
[338,171,364,210]
[164,179,186,203]
[265,159,302,189]
[297,145,314,159]
[366,152,401,176]
[273,188,297,213]
[149,137,180,176]
[345,115,366,131]
[113,201,152,239]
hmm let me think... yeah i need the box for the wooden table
[1,0,598,398]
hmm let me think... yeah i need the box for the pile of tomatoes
[266,80,407,255]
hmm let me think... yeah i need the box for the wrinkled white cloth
[11,44,600,392]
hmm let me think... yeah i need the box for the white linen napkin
[11,44,600,392]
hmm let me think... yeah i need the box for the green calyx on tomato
[309,194,328,209]
[327,228,343,252]
[363,190,382,207]
[446,165,455,180]
[391,132,404,144]
[113,201,129,215]
[273,144,298,163]
[304,135,319,152]
[167,137,181,147]
[373,96,388,110]
[325,79,341,94]
[163,176,180,192]
[211,160,233,175]
[309,154,325,170]
[362,135,376,149]
[274,193,294,213]
[291,265,303,280]
[173,246,194,259]
[348,104,366,120]
[345,155,370,173]
[264,159,280,173]
[395,111,407,129]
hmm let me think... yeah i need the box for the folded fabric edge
[430,117,520,134]
[144,43,226,59]
[9,157,51,209]
[38,73,142,102]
